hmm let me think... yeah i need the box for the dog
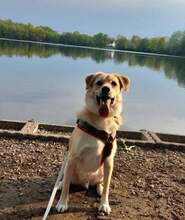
[56,72,130,214]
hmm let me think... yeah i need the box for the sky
[0,0,185,37]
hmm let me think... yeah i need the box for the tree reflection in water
[0,40,185,88]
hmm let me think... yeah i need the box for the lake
[0,39,185,135]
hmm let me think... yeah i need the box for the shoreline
[0,119,185,147]
[0,37,184,59]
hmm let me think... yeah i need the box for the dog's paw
[56,200,68,213]
[99,202,111,215]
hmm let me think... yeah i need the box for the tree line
[0,19,185,56]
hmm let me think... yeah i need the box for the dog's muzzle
[96,90,115,117]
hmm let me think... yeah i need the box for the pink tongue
[99,100,111,117]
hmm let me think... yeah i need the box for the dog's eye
[111,81,117,86]
[96,80,103,86]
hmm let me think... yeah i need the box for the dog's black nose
[101,86,110,94]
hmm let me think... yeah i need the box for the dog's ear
[85,74,96,89]
[117,75,130,92]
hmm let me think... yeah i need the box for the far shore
[0,37,184,59]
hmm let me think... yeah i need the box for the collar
[76,119,116,144]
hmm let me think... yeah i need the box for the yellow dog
[56,72,130,214]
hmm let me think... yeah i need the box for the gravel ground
[0,136,185,220]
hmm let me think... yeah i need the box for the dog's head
[85,72,130,117]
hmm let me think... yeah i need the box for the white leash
[42,157,66,220]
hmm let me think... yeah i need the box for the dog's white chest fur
[69,127,105,185]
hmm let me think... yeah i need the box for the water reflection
[0,40,185,134]
[0,40,185,87]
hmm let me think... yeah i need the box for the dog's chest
[70,127,115,185]
[73,142,104,185]
[71,127,109,172]
[78,140,104,172]
[71,129,104,171]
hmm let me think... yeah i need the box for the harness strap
[77,119,116,164]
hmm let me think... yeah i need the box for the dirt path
[0,137,185,220]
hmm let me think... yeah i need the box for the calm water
[0,40,185,135]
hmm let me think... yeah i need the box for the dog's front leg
[56,157,73,213]
[99,157,113,215]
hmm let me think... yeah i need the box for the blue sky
[0,0,185,37]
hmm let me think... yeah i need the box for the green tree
[0,19,185,56]
[115,36,130,50]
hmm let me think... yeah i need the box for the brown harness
[77,119,116,164]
